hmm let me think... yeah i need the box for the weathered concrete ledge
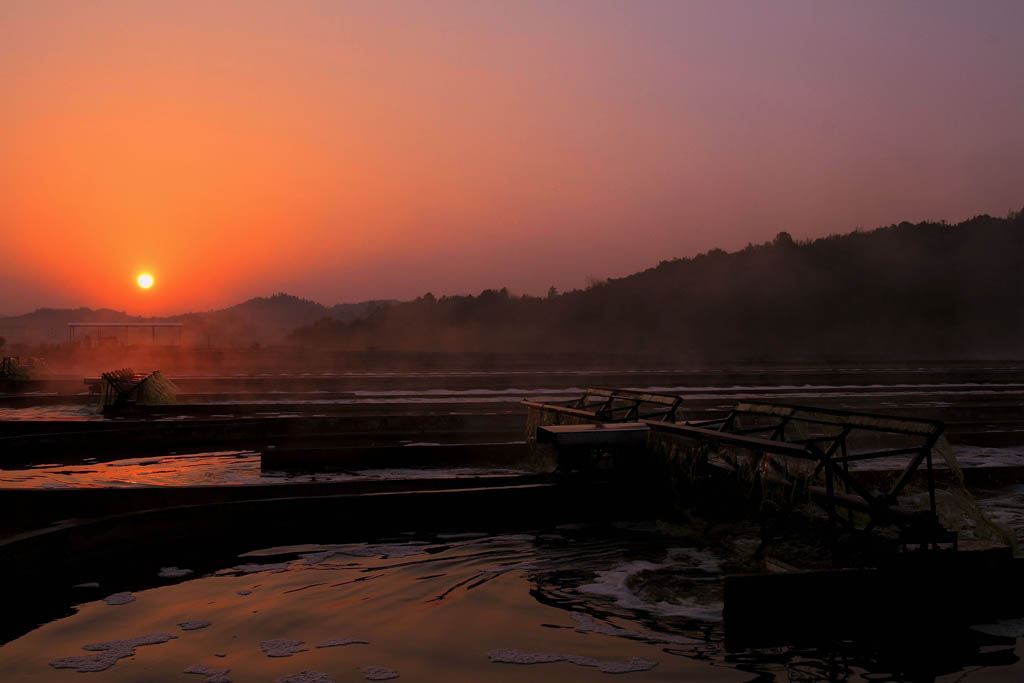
[0,412,526,464]
[0,472,545,537]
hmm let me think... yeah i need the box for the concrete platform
[724,545,1023,646]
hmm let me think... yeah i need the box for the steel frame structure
[525,392,955,548]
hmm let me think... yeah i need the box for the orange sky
[2,1,1023,315]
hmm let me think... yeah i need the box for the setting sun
[137,273,154,289]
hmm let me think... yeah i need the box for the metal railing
[522,387,682,423]
[648,402,954,547]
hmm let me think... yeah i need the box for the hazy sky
[2,0,1022,314]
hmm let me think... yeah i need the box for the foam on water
[178,620,212,631]
[973,485,1024,548]
[49,633,176,672]
[15,523,1016,681]
[260,639,309,657]
[971,617,1024,638]
[184,663,232,682]
[946,445,1024,469]
[159,566,194,578]
[578,548,723,620]
[276,672,336,683]
[316,638,369,648]
[362,665,400,680]
[102,591,134,605]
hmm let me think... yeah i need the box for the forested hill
[290,211,1024,360]
[0,294,394,346]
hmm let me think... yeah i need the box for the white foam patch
[971,617,1024,638]
[178,620,212,631]
[276,672,336,683]
[103,591,135,606]
[488,649,657,674]
[260,639,308,657]
[578,548,723,621]
[571,613,698,645]
[50,633,176,672]
[362,666,400,680]
[316,638,369,648]
[159,566,194,578]
[184,663,232,682]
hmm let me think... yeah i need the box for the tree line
[289,211,1024,361]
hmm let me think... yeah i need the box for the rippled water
[2,525,1022,682]
[0,451,529,489]
[5,378,1024,421]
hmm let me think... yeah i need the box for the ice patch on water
[160,566,194,578]
[276,672,336,683]
[488,649,657,674]
[103,591,135,605]
[362,666,400,680]
[316,638,369,648]
[570,613,698,645]
[260,639,308,657]
[971,617,1024,638]
[184,663,231,682]
[178,620,212,631]
[50,633,176,672]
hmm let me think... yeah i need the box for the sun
[137,273,154,289]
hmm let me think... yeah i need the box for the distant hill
[289,211,1024,360]
[0,293,394,346]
